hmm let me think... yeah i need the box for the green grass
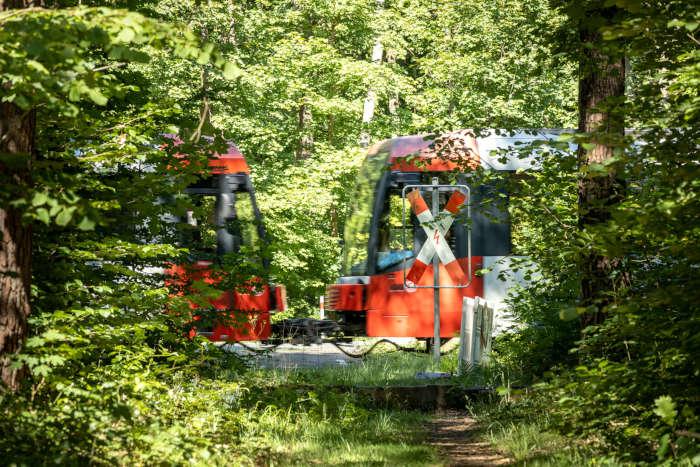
[237,403,437,466]
[469,399,626,466]
[485,421,587,465]
[247,341,491,388]
[226,344,518,465]
[227,362,442,466]
[200,348,449,465]
[253,352,444,387]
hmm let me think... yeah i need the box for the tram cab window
[179,196,218,260]
[375,193,415,272]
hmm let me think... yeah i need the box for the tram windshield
[341,143,390,275]
[375,193,415,272]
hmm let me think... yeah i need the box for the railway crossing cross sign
[401,179,472,290]
[401,178,472,363]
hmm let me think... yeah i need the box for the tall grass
[226,376,438,466]
[233,346,516,465]
[483,420,627,466]
[469,398,626,466]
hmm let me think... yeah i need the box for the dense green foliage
[0,0,697,464]
[1,4,249,463]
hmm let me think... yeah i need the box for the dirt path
[428,410,512,466]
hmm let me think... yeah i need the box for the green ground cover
[236,388,436,466]
[248,341,480,388]
[201,351,442,466]
[252,350,633,466]
[470,398,626,466]
[2,344,441,466]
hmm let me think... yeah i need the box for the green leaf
[36,208,50,225]
[77,216,96,231]
[653,396,677,426]
[68,83,81,102]
[42,329,67,341]
[49,202,62,217]
[559,306,578,321]
[656,433,671,459]
[32,364,51,377]
[669,19,699,31]
[116,27,136,43]
[86,88,108,106]
[26,59,49,74]
[55,207,76,227]
[586,163,608,175]
[32,192,49,207]
[197,54,210,65]
[223,62,241,80]
[24,336,45,348]
[557,133,574,142]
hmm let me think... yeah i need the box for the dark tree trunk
[1,0,37,391]
[0,104,34,391]
[577,9,627,327]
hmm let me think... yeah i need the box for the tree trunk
[0,103,34,391]
[577,9,627,328]
[297,100,313,160]
[0,0,36,391]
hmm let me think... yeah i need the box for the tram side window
[375,193,415,272]
[342,147,389,276]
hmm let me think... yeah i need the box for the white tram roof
[476,129,574,171]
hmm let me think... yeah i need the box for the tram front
[164,138,286,341]
[327,131,511,339]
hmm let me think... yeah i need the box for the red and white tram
[327,130,556,338]
[164,138,286,341]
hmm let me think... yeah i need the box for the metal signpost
[431,181,440,362]
[402,178,471,364]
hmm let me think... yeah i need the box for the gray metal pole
[432,177,440,363]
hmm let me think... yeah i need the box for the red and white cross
[405,188,467,286]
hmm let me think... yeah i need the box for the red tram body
[165,139,286,341]
[327,131,513,338]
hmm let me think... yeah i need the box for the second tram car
[164,138,286,341]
